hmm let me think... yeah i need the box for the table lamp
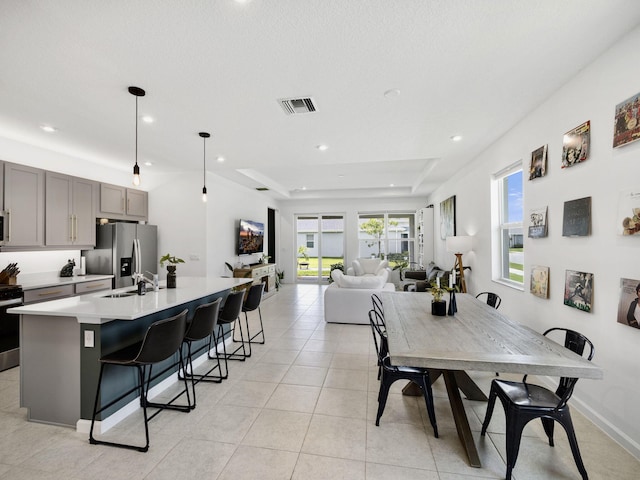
[446,235,473,293]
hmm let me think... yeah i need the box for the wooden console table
[233,263,277,298]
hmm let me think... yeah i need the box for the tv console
[233,263,277,298]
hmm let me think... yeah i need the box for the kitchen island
[9,276,252,431]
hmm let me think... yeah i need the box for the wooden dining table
[381,291,603,468]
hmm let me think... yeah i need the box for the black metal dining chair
[476,291,502,309]
[89,309,190,452]
[368,309,438,438]
[180,298,223,406]
[480,327,595,480]
[371,293,385,322]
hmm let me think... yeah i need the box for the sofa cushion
[331,269,386,289]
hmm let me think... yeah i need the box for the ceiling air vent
[256,187,269,191]
[277,97,317,115]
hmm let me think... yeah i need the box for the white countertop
[9,276,252,324]
[18,272,114,290]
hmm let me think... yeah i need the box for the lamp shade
[446,235,473,254]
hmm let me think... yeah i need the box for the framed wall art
[563,270,593,313]
[529,144,547,180]
[617,189,640,236]
[528,206,548,238]
[439,195,456,241]
[562,197,591,237]
[618,278,640,329]
[561,121,590,168]
[530,265,550,298]
[613,92,640,148]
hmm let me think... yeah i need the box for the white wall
[426,26,640,457]
[277,197,428,283]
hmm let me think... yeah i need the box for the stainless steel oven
[0,284,23,371]
[0,212,4,246]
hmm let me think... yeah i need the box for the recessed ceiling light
[338,174,345,178]
[450,135,463,142]
[142,116,154,123]
[390,183,395,187]
[384,89,400,98]
[216,156,225,163]
[302,186,307,190]
[316,144,328,151]
[40,125,57,133]
[144,161,153,166]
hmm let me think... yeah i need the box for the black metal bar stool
[234,283,265,345]
[211,290,246,379]
[179,298,223,406]
[89,309,190,452]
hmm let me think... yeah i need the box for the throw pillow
[351,260,364,276]
[359,258,381,275]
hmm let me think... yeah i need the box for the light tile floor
[0,284,638,479]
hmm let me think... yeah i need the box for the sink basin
[103,292,137,298]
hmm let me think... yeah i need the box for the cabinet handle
[84,283,106,289]
[127,198,130,213]
[6,209,10,242]
[38,290,63,296]
[70,214,74,241]
[122,197,125,213]
[74,214,78,242]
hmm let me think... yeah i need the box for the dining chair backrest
[243,283,265,313]
[135,309,188,364]
[184,298,222,342]
[219,290,245,323]
[536,327,595,408]
[371,294,385,327]
[368,309,388,363]
[476,291,502,309]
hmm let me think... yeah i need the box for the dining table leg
[443,370,482,467]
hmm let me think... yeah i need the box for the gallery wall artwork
[440,195,456,241]
[564,270,593,313]
[528,206,548,238]
[561,121,590,168]
[617,189,640,236]
[613,92,640,148]
[530,265,550,299]
[618,278,640,329]
[562,197,591,237]
[529,144,547,180]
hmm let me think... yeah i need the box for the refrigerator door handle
[133,238,142,276]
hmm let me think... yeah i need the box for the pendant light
[128,86,146,186]
[199,132,210,202]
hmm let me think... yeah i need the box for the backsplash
[0,250,81,276]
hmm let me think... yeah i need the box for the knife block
[0,274,17,285]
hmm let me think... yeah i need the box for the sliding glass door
[295,214,344,283]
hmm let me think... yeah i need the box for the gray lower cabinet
[3,163,45,247]
[45,172,96,247]
[23,285,75,304]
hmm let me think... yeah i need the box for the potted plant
[430,280,447,316]
[159,254,185,289]
[297,246,310,270]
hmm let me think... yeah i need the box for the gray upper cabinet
[4,163,45,247]
[45,172,96,247]
[98,183,147,220]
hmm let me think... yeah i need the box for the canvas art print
[529,144,547,180]
[528,206,548,238]
[564,270,593,313]
[613,92,640,148]
[440,195,456,240]
[617,189,640,236]
[530,265,550,298]
[617,278,640,329]
[561,121,590,168]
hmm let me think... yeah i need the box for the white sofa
[324,269,395,324]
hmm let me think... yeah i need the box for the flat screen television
[237,219,265,255]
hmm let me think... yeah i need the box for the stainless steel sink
[102,292,137,298]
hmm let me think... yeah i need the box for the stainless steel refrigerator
[85,223,158,289]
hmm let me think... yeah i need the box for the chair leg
[504,405,527,480]
[178,342,197,409]
[375,375,392,426]
[541,417,555,446]
[481,384,498,436]
[211,325,229,379]
[558,413,589,480]
[248,308,265,344]
[226,318,251,360]
[418,375,438,438]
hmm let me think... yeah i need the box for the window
[358,212,415,268]
[492,163,524,286]
[306,234,314,248]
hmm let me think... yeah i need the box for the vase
[167,265,177,289]
[431,300,446,316]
